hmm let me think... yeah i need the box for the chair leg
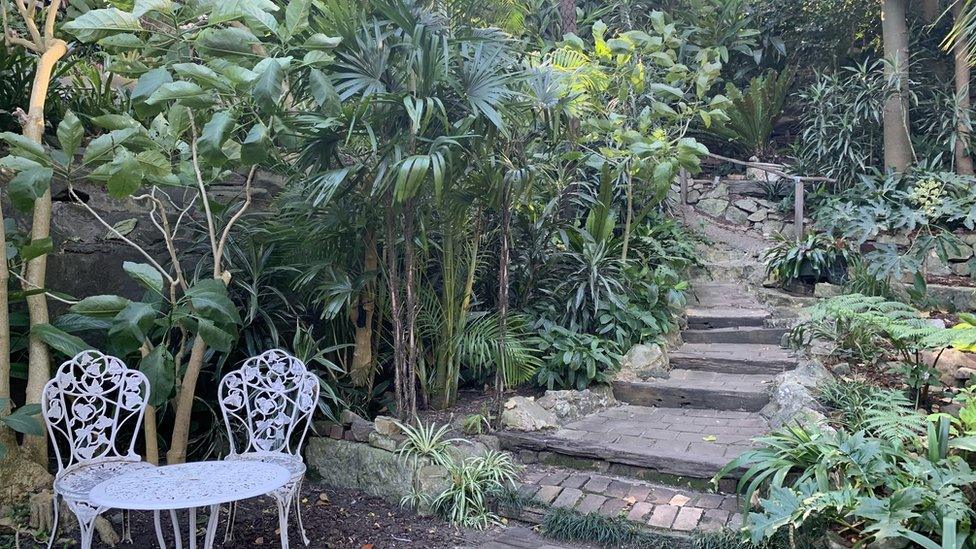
[122,509,132,543]
[292,477,310,546]
[153,511,166,549]
[273,491,293,549]
[46,493,60,549]
[204,504,221,549]
[223,500,237,543]
[64,500,102,549]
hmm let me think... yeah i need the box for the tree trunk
[882,0,914,172]
[953,0,976,175]
[559,0,576,35]
[402,199,418,417]
[384,195,407,418]
[0,195,11,447]
[495,179,511,424]
[350,231,377,387]
[165,334,207,464]
[922,0,941,22]
[21,39,68,465]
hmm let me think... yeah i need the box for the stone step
[669,343,795,375]
[499,405,768,490]
[692,260,764,283]
[613,370,772,412]
[501,465,745,544]
[682,326,787,345]
[686,307,770,329]
[687,283,765,310]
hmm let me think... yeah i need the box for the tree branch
[186,108,219,275]
[213,165,256,278]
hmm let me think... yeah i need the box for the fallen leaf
[623,496,637,504]
[702,435,717,442]
[361,544,374,549]
[254,537,265,545]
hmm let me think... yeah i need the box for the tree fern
[861,389,926,443]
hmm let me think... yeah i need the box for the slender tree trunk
[953,0,976,175]
[621,172,633,261]
[402,199,418,417]
[882,0,914,172]
[559,0,576,35]
[384,194,407,418]
[21,39,68,465]
[0,196,11,447]
[350,231,378,386]
[138,344,159,465]
[495,179,511,424]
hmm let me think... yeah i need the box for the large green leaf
[252,59,283,113]
[2,404,43,436]
[70,295,131,318]
[241,123,269,165]
[32,323,91,357]
[9,167,53,212]
[139,345,175,407]
[284,0,312,37]
[63,8,143,42]
[185,279,242,325]
[108,302,156,353]
[172,63,232,92]
[123,261,165,294]
[0,132,48,165]
[57,111,84,159]
[131,68,172,116]
[82,127,139,165]
[133,0,172,18]
[198,111,235,164]
[105,148,144,197]
[196,317,234,352]
[195,27,259,59]
[309,69,340,115]
[20,238,53,261]
[145,81,213,108]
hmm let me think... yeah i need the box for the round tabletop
[89,461,291,511]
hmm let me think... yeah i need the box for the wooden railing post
[793,176,804,241]
[678,168,689,204]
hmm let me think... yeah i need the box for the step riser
[682,329,786,345]
[687,316,767,329]
[612,381,769,412]
[669,357,791,375]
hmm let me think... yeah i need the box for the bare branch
[214,165,256,277]
[43,0,60,44]
[134,188,189,292]
[186,108,219,276]
[9,270,76,305]
[12,0,40,45]
[68,185,176,286]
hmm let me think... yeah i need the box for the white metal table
[89,461,291,549]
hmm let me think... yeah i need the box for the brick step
[612,370,772,412]
[682,326,787,345]
[500,465,744,544]
[686,307,770,329]
[498,405,767,491]
[669,343,795,375]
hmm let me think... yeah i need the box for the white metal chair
[219,349,320,549]
[41,349,160,549]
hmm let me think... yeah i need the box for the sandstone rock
[922,348,976,386]
[948,245,974,261]
[687,189,701,203]
[446,438,490,463]
[373,415,402,437]
[951,262,971,277]
[760,360,831,429]
[830,362,851,376]
[961,233,976,246]
[347,415,374,443]
[814,283,843,299]
[762,221,783,236]
[724,207,750,225]
[746,161,783,183]
[368,431,398,452]
[876,233,910,247]
[697,198,729,217]
[747,210,767,222]
[956,367,976,382]
[617,343,670,382]
[702,182,729,199]
[780,223,796,238]
[306,437,417,503]
[734,198,760,213]
[924,250,953,276]
[501,396,558,431]
[536,386,617,422]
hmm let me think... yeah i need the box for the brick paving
[512,467,743,533]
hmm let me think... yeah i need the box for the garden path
[497,213,800,541]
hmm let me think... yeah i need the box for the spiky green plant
[711,68,794,160]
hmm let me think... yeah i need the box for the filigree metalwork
[218,349,319,548]
[41,350,157,549]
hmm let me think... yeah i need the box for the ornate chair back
[218,349,320,456]
[41,350,150,474]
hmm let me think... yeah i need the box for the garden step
[500,465,745,544]
[682,326,787,345]
[686,307,770,329]
[612,370,773,412]
[669,343,795,374]
[499,405,767,490]
[688,282,764,310]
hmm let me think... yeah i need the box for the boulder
[733,198,760,213]
[341,410,374,442]
[747,209,768,223]
[951,262,971,277]
[617,343,670,382]
[687,189,701,203]
[368,431,398,452]
[305,437,417,504]
[702,182,730,199]
[697,198,729,217]
[830,362,852,376]
[760,360,831,429]
[724,207,750,225]
[446,438,491,463]
[501,396,558,431]
[921,348,976,386]
[814,283,843,299]
[536,386,617,422]
[924,249,953,277]
[373,415,402,437]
